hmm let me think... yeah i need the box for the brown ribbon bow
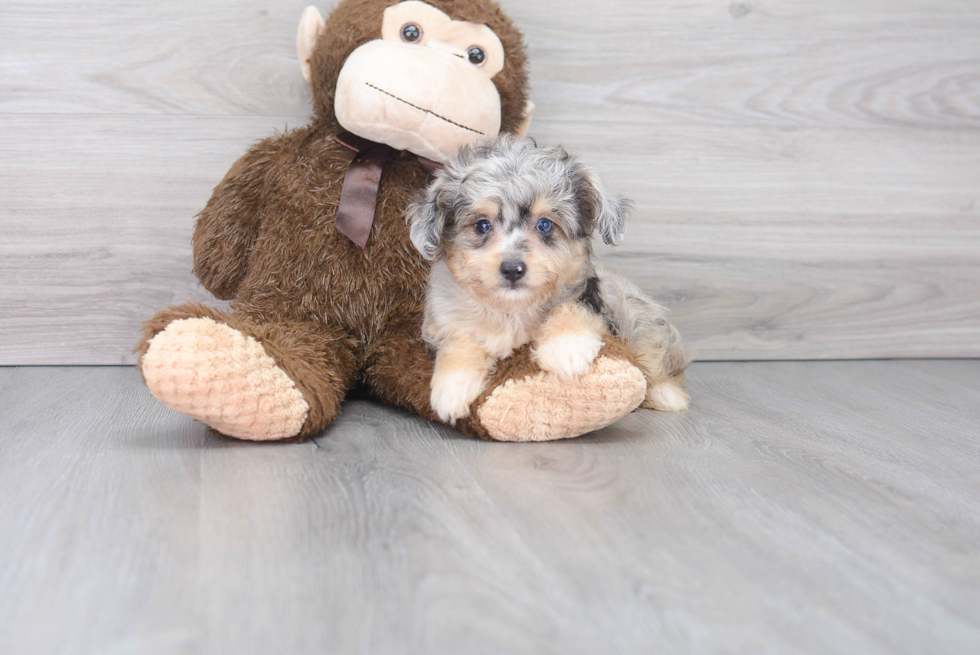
[333,131,443,249]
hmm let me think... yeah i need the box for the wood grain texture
[0,362,978,654]
[2,115,976,363]
[4,0,978,130]
[512,0,980,131]
[1,0,979,363]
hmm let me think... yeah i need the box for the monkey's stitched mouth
[365,83,484,135]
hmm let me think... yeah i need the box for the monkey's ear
[297,6,326,84]
[407,184,450,260]
[581,166,632,246]
[514,101,535,138]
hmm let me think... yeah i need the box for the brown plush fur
[136,0,635,439]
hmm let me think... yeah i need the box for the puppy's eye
[536,218,554,233]
[467,47,486,66]
[401,24,422,43]
[475,219,492,235]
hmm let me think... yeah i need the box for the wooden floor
[0,361,977,654]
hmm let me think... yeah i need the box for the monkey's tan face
[445,197,590,314]
[334,1,505,164]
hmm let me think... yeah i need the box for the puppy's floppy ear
[409,146,475,259]
[579,166,632,246]
[407,177,451,260]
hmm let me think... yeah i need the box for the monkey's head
[297,0,532,164]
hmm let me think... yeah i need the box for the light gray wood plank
[512,0,980,131]
[0,0,316,118]
[0,361,978,654]
[2,115,978,363]
[2,0,978,131]
[0,114,253,363]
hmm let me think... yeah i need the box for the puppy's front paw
[534,332,604,380]
[431,368,488,424]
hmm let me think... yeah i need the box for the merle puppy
[408,135,690,424]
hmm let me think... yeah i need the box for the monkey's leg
[365,327,646,442]
[361,323,439,423]
[136,303,358,440]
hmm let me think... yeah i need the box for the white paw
[645,381,690,412]
[431,368,488,424]
[534,332,604,380]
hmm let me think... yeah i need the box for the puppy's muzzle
[500,261,526,282]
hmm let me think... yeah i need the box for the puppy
[407,135,690,424]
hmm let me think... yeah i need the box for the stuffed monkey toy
[136,0,649,442]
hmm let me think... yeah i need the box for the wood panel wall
[1,0,978,364]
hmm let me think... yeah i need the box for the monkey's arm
[192,137,283,300]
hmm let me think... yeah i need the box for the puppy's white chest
[475,313,541,359]
[479,329,528,359]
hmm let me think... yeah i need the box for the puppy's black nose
[500,261,526,282]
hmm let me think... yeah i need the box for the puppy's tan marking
[633,322,691,411]
[530,197,553,220]
[446,247,507,308]
[470,199,500,221]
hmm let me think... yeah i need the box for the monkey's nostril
[500,261,526,282]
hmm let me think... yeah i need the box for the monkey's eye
[401,23,422,43]
[474,219,492,235]
[467,47,486,66]
[536,218,553,233]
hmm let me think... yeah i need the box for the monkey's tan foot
[476,355,646,442]
[642,379,690,412]
[141,317,310,441]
